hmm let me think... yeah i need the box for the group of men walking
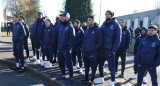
[11,10,160,86]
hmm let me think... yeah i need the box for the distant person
[129,26,133,38]
[134,25,141,38]
[81,22,88,33]
[7,24,11,36]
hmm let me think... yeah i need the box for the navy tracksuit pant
[83,52,97,80]
[137,65,158,86]
[13,40,24,67]
[24,37,29,57]
[133,56,148,76]
[31,38,36,56]
[72,47,82,68]
[53,42,58,60]
[98,49,115,81]
[35,39,43,59]
[57,50,73,78]
[115,50,127,75]
[44,46,54,62]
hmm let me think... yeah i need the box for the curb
[0,59,64,86]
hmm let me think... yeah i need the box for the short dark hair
[38,12,43,15]
[88,16,94,19]
[20,15,25,21]
[120,19,126,22]
[148,25,158,30]
[46,19,51,23]
[74,20,81,24]
[14,14,19,18]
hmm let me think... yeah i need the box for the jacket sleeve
[20,23,26,40]
[94,29,102,50]
[136,40,143,64]
[80,29,84,48]
[67,26,75,51]
[126,30,131,50]
[112,24,121,52]
[154,42,160,67]
[50,29,56,48]
[13,26,20,42]
[134,37,140,56]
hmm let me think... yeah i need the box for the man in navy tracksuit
[115,19,131,77]
[19,16,30,63]
[11,14,26,73]
[43,19,56,68]
[52,17,61,64]
[137,25,160,86]
[55,12,75,85]
[130,27,148,84]
[72,20,84,73]
[30,17,37,60]
[81,16,102,86]
[95,10,121,86]
[32,12,45,64]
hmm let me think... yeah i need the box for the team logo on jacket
[110,25,114,29]
[17,25,19,28]
[123,31,126,34]
[92,31,94,34]
[41,22,44,25]
[78,30,81,33]
[48,30,50,32]
[65,27,68,30]
[143,42,146,45]
[151,42,156,47]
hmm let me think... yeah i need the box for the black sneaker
[52,59,56,64]
[80,79,89,84]
[17,68,25,73]
[119,74,124,78]
[89,81,94,86]
[10,67,20,70]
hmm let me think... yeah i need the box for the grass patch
[1,32,12,37]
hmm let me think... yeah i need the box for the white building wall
[143,17,149,28]
[127,19,131,29]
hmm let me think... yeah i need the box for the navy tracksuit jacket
[12,22,26,67]
[98,18,121,81]
[72,27,84,68]
[33,18,45,59]
[133,28,148,74]
[43,25,56,62]
[30,24,36,56]
[53,22,61,60]
[115,26,131,74]
[57,21,75,78]
[137,34,160,86]
[83,23,102,79]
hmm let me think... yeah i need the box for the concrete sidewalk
[0,37,160,86]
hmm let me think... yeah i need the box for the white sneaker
[143,77,147,84]
[41,60,45,66]
[94,77,104,84]
[30,56,37,60]
[130,74,137,79]
[79,68,83,73]
[73,66,77,70]
[44,61,52,68]
[81,71,85,76]
[25,58,30,63]
[32,60,41,64]
[76,63,79,68]
[110,81,115,86]
[40,56,42,61]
